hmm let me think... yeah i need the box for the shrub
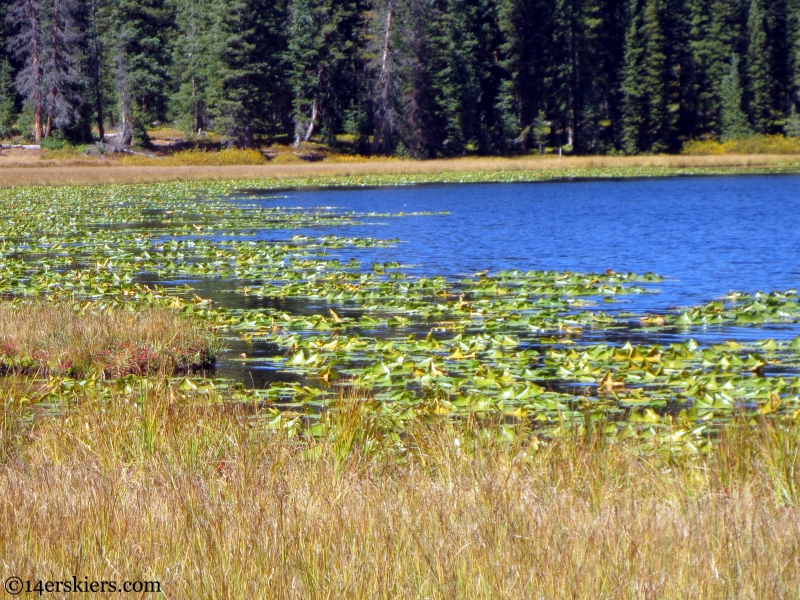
[682,134,800,155]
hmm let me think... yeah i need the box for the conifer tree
[785,103,800,135]
[683,0,743,138]
[7,0,44,142]
[720,53,752,139]
[42,0,82,137]
[498,0,550,149]
[621,0,671,153]
[745,0,770,131]
[205,0,290,146]
[0,58,16,137]
[288,0,363,144]
[172,0,211,134]
[370,0,397,154]
[391,0,449,156]
[112,0,174,144]
[86,0,109,139]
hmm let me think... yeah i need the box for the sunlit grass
[0,152,798,187]
[0,381,798,598]
[0,301,215,378]
[120,148,267,167]
[683,135,800,155]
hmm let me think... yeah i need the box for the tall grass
[1,381,798,598]
[0,152,798,187]
[0,301,215,378]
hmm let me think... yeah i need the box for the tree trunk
[24,0,43,144]
[371,0,394,154]
[90,0,104,140]
[303,100,318,141]
[45,0,60,138]
[33,90,42,143]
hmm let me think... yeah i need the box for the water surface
[211,174,800,383]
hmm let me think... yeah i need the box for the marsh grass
[1,379,798,598]
[1,153,799,187]
[0,302,215,378]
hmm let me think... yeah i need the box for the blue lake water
[241,174,800,310]
[203,174,800,382]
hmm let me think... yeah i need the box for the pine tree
[745,0,770,131]
[112,0,174,145]
[86,0,107,139]
[531,109,549,153]
[42,0,82,137]
[785,103,800,135]
[204,0,290,146]
[621,0,671,153]
[683,0,744,138]
[498,0,551,150]
[172,0,211,134]
[0,58,16,137]
[288,0,363,145]
[720,54,752,139]
[7,0,44,143]
[391,0,448,156]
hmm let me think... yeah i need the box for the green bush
[39,131,69,150]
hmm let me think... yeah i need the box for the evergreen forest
[3,0,800,155]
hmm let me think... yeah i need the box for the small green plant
[39,130,69,150]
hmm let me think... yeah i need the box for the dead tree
[43,0,81,137]
[371,0,394,154]
[7,0,44,143]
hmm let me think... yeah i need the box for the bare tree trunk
[89,0,104,140]
[44,0,59,138]
[116,38,132,146]
[303,99,318,142]
[371,0,394,154]
[33,86,42,143]
[295,67,323,146]
[120,96,133,146]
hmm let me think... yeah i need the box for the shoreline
[5,153,800,187]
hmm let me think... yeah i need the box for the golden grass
[683,135,800,155]
[0,153,798,187]
[0,302,215,378]
[1,381,798,598]
[120,148,267,167]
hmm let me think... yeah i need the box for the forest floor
[2,146,800,187]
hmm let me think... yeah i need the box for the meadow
[1,147,800,187]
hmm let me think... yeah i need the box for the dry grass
[1,382,798,598]
[120,148,267,167]
[0,302,215,378]
[683,135,800,155]
[0,152,798,187]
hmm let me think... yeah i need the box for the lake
[229,175,800,305]
[2,174,797,428]
[197,174,800,385]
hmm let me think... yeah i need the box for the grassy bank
[0,301,215,378]
[3,152,800,187]
[1,380,799,598]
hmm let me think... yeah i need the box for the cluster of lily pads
[2,181,800,453]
